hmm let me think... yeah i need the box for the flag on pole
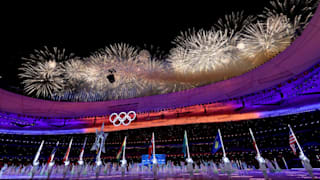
[63,138,73,163]
[148,133,154,159]
[79,138,87,162]
[33,140,44,166]
[289,131,297,155]
[250,130,258,153]
[116,137,126,160]
[182,131,188,157]
[212,132,222,154]
[47,141,59,164]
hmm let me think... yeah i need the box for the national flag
[148,133,154,159]
[212,132,222,154]
[79,138,87,162]
[47,141,59,164]
[63,148,71,162]
[63,138,73,163]
[249,128,261,156]
[289,131,297,155]
[116,137,126,160]
[182,131,188,157]
[33,140,44,166]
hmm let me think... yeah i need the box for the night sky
[0,1,271,92]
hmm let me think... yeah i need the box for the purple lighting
[0,3,319,135]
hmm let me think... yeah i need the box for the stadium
[0,1,320,179]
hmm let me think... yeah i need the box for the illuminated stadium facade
[0,6,319,134]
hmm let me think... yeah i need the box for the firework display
[261,0,319,30]
[215,11,257,36]
[169,29,231,74]
[239,15,296,61]
[18,0,318,101]
[19,60,65,98]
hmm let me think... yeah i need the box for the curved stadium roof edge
[0,6,320,118]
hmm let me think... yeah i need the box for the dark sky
[0,1,271,90]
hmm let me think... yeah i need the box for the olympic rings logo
[109,111,136,126]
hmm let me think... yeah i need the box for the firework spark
[137,45,168,60]
[239,15,295,61]
[19,60,65,98]
[261,0,319,30]
[19,47,75,98]
[168,29,234,74]
[63,59,86,84]
[22,46,75,63]
[215,11,257,36]
[83,44,148,100]
[97,43,139,61]
[136,58,172,94]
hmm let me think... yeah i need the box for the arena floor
[1,169,319,179]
